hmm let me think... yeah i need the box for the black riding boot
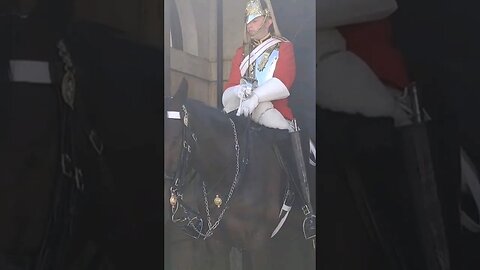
[274,133,316,240]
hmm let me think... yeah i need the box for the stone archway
[172,0,199,56]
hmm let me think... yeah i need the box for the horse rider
[221,0,316,239]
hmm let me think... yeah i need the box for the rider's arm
[272,41,296,91]
[267,41,296,120]
[252,41,297,103]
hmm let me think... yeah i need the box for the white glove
[237,82,253,99]
[238,93,259,117]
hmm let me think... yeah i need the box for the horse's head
[164,78,189,182]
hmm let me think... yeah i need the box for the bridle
[164,103,197,201]
[164,101,244,240]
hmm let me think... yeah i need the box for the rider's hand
[238,93,259,116]
[237,83,253,99]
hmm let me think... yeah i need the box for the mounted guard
[222,0,316,240]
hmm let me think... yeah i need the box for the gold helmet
[244,0,281,36]
[245,0,269,24]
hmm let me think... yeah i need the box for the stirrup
[271,189,296,238]
[279,188,295,217]
[303,214,316,240]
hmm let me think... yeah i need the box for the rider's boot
[274,126,316,240]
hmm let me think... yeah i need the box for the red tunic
[339,19,410,90]
[224,41,296,120]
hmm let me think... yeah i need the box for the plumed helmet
[245,0,269,24]
[244,0,281,36]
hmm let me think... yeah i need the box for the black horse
[164,79,315,270]
[163,79,432,270]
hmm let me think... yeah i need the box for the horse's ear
[172,78,189,105]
